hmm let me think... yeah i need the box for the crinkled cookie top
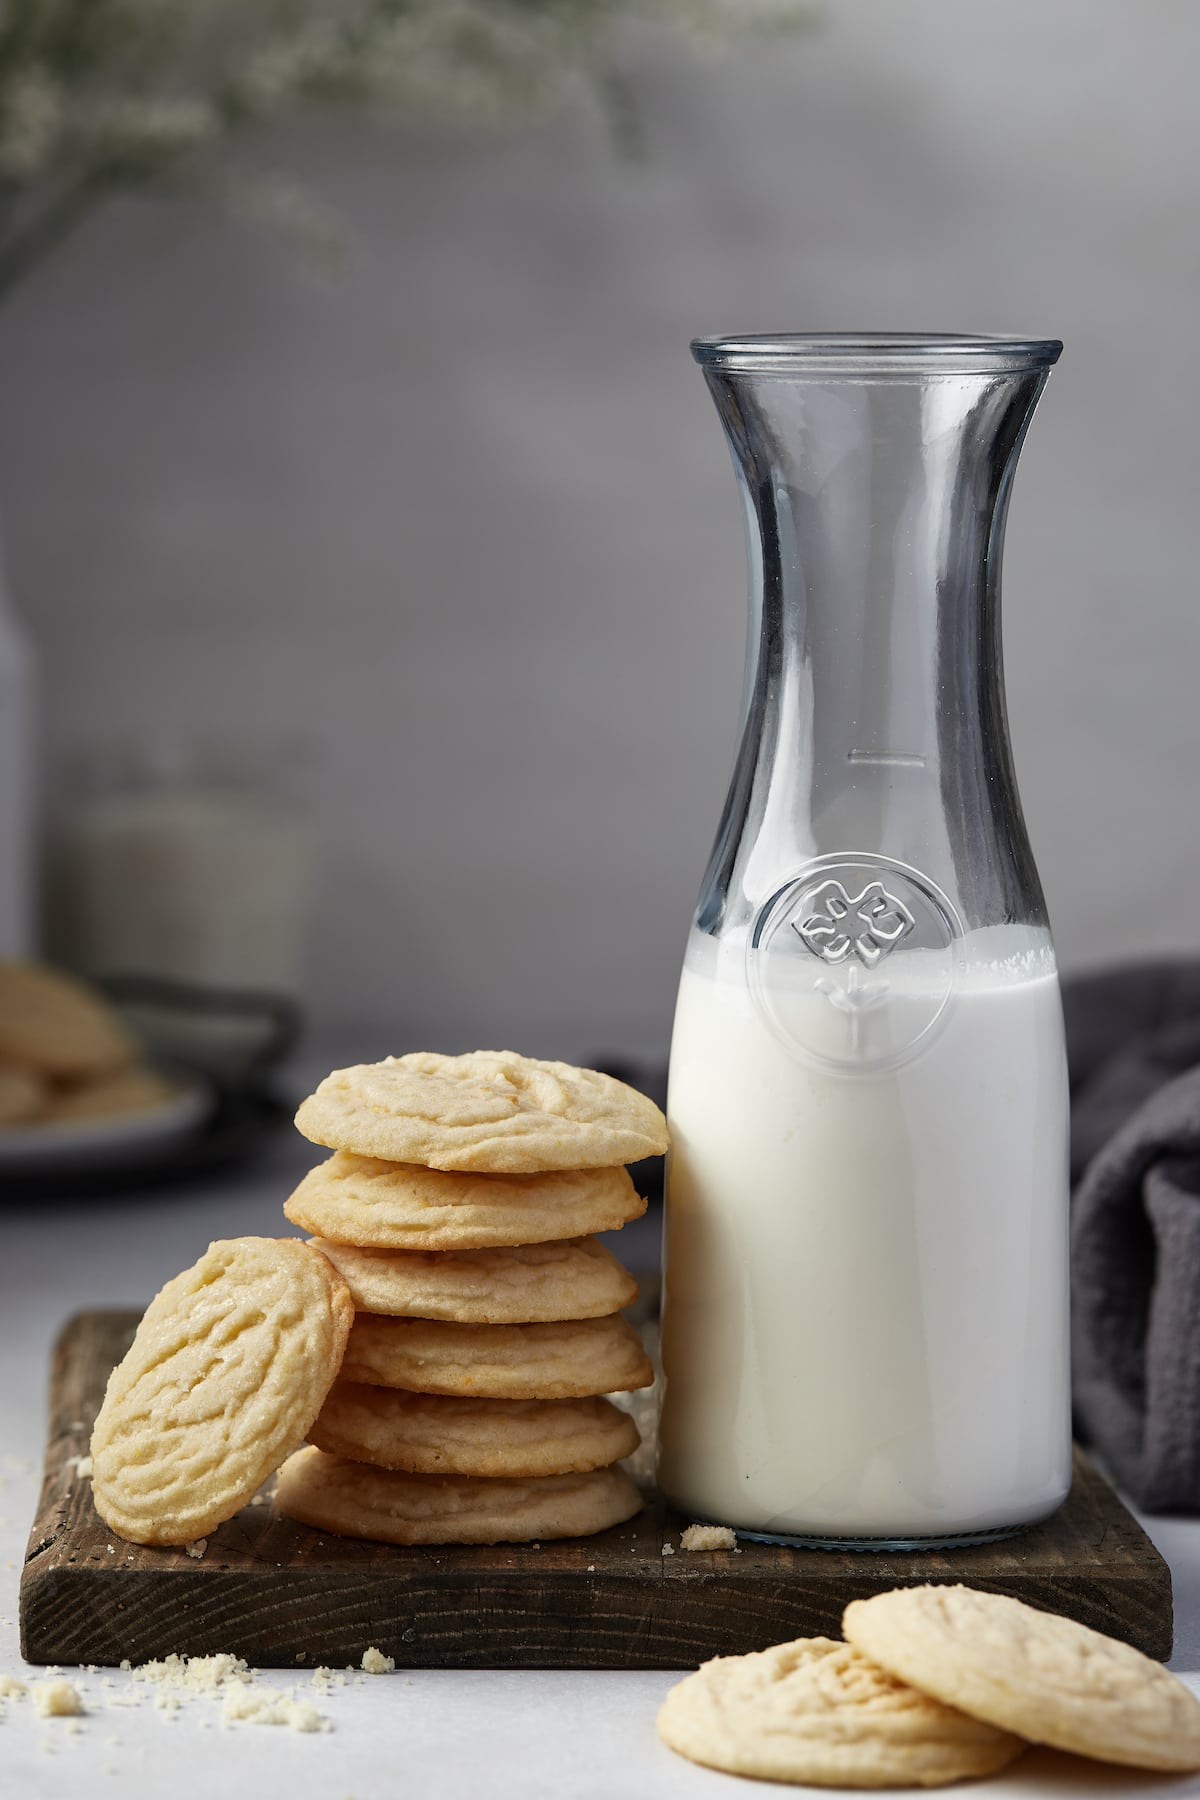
[843,1584,1200,1774]
[294,1051,668,1173]
[90,1237,353,1545]
[657,1635,1025,1788]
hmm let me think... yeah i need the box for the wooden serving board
[21,1310,1173,1668]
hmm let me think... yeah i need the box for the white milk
[658,925,1072,1542]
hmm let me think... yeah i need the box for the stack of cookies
[273,1050,667,1547]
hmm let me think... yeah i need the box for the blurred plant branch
[0,0,816,297]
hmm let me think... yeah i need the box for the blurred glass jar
[53,737,318,1078]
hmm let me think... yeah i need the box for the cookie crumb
[220,1687,328,1731]
[67,1454,93,1480]
[33,1679,84,1718]
[184,1538,207,1560]
[661,1542,675,1556]
[0,1675,28,1699]
[286,1699,328,1733]
[128,1652,251,1695]
[681,1524,738,1552]
[310,1666,345,1693]
[360,1647,394,1674]
[111,1651,330,1733]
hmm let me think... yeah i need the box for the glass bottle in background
[658,334,1071,1548]
[53,737,318,1079]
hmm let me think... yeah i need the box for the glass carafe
[658,334,1071,1549]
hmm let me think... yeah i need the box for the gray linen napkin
[1067,961,1200,1510]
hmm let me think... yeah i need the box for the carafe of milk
[658,334,1071,1548]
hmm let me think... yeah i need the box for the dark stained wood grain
[20,1310,1173,1668]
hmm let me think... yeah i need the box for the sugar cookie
[274,1446,643,1545]
[310,1234,638,1323]
[340,1311,654,1399]
[285,1153,645,1250]
[310,1380,639,1477]
[91,1238,353,1545]
[294,1051,667,1173]
[0,1062,47,1124]
[843,1584,1200,1773]
[49,1067,178,1123]
[657,1636,1025,1788]
[0,959,134,1078]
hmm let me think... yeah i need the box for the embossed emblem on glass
[794,879,915,968]
[749,854,962,1072]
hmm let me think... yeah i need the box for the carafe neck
[693,335,1060,939]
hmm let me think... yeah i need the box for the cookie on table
[656,1636,1025,1789]
[0,1062,47,1125]
[294,1050,668,1173]
[284,1153,646,1250]
[311,1234,639,1323]
[49,1067,178,1123]
[310,1381,639,1478]
[274,1446,643,1545]
[91,1238,353,1545]
[341,1312,654,1400]
[843,1584,1200,1773]
[0,959,135,1079]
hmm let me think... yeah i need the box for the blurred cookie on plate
[48,1066,180,1124]
[0,958,135,1079]
[0,958,189,1136]
[0,1063,48,1124]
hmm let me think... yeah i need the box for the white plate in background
[0,1071,213,1174]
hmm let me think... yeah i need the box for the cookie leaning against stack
[276,1051,664,1546]
[91,1237,353,1545]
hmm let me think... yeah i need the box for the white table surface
[3,1132,1200,1799]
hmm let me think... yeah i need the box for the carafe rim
[691,333,1062,375]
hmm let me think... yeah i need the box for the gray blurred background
[0,0,1194,1065]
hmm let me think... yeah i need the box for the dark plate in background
[0,1083,292,1202]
